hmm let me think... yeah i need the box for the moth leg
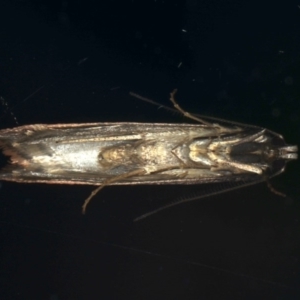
[150,167,189,179]
[266,179,286,197]
[82,168,146,214]
[175,170,188,179]
[170,89,217,127]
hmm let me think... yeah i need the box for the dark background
[0,0,300,299]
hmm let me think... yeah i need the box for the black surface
[0,1,300,299]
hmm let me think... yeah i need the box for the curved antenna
[134,178,263,222]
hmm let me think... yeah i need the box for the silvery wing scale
[0,91,297,217]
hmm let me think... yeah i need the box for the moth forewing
[0,90,298,216]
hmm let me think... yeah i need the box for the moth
[0,90,297,218]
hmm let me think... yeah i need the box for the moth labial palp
[0,90,298,218]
